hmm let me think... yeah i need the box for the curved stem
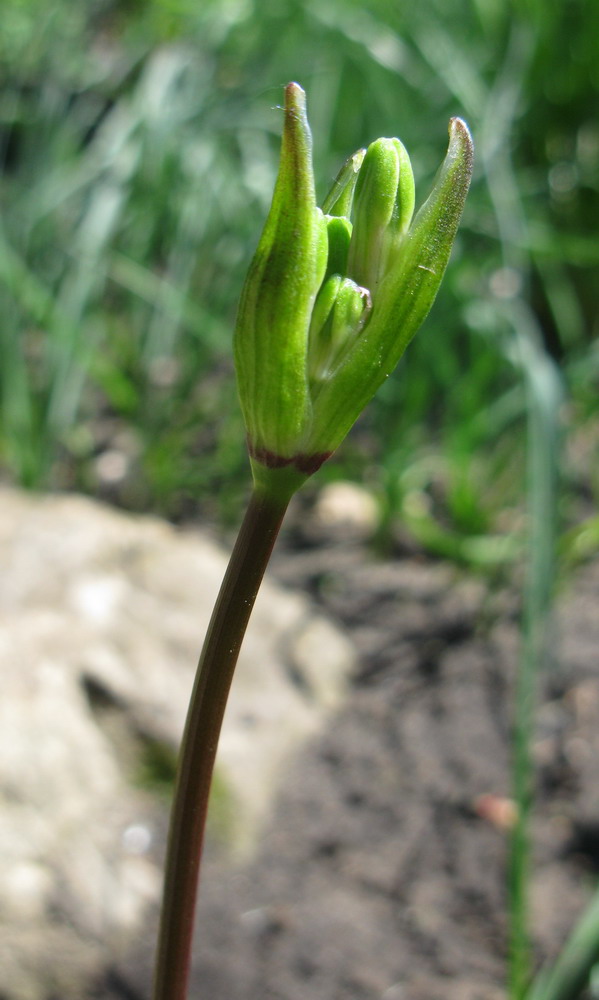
[152,488,289,1000]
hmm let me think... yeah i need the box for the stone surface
[313,481,379,538]
[0,487,355,999]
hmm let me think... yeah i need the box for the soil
[103,494,599,1000]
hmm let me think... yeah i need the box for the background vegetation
[1,0,598,561]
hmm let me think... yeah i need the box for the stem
[509,616,536,999]
[152,488,289,1000]
[508,330,560,1000]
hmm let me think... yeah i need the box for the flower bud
[308,275,371,381]
[233,84,473,503]
[347,137,415,293]
[305,117,473,458]
[323,215,352,281]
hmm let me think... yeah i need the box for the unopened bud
[233,84,473,503]
[308,275,371,381]
[323,215,352,281]
[347,137,415,292]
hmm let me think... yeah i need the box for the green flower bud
[308,275,371,381]
[306,117,473,458]
[323,215,352,281]
[234,84,473,503]
[346,137,415,293]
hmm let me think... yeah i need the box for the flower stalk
[152,489,289,1000]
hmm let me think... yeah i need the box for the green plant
[151,82,473,1000]
[149,79,599,1000]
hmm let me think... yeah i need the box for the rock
[0,487,355,1000]
[313,480,379,538]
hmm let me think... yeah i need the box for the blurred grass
[0,0,597,550]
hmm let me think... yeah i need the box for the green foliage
[0,0,597,542]
[136,735,178,796]
[528,884,599,1000]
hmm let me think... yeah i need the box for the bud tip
[448,117,474,174]
[285,81,306,111]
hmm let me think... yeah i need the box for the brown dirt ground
[99,496,599,1000]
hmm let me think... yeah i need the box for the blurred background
[2,3,599,998]
[1,0,598,554]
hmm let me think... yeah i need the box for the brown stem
[152,488,289,1000]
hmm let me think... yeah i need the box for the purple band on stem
[248,441,332,475]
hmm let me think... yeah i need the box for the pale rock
[314,480,379,535]
[0,487,355,998]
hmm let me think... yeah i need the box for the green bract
[234,82,473,502]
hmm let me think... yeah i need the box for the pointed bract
[233,83,327,461]
[321,148,366,218]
